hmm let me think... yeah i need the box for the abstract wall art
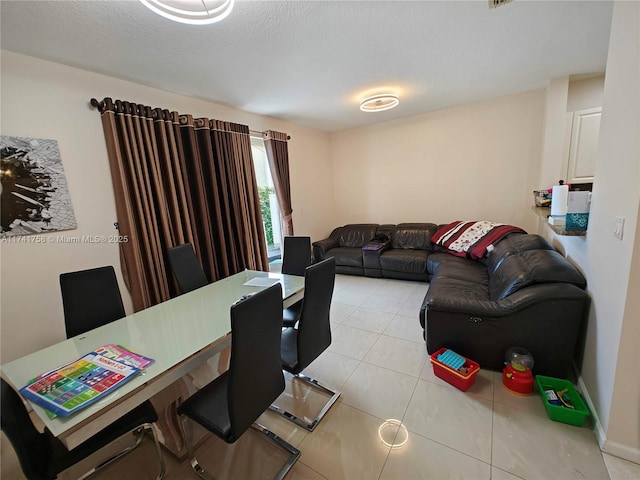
[0,135,76,237]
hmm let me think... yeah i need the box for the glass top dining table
[0,270,304,449]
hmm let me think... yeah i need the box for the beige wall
[329,90,545,233]
[538,76,570,188]
[538,75,605,190]
[567,75,605,113]
[0,51,334,363]
[535,0,639,462]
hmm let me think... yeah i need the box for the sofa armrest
[423,283,588,318]
[313,238,339,260]
[423,283,590,377]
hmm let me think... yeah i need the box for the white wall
[0,51,334,363]
[607,203,640,461]
[592,1,639,460]
[535,0,639,462]
[329,90,545,233]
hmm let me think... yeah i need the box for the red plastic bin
[430,348,480,392]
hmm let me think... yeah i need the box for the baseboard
[576,374,640,464]
[576,374,607,447]
[603,440,640,465]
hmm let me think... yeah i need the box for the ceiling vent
[489,0,513,8]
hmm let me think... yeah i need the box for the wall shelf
[531,206,587,236]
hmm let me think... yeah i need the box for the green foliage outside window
[259,186,276,245]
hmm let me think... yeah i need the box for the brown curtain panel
[263,130,294,236]
[93,98,269,311]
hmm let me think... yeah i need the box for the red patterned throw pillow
[432,221,526,260]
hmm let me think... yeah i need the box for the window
[251,136,282,260]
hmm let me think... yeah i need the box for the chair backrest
[1,379,50,480]
[296,258,336,371]
[281,236,312,276]
[227,283,284,442]
[60,266,126,338]
[167,243,209,294]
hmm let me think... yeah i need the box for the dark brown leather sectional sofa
[313,223,589,378]
[312,223,437,281]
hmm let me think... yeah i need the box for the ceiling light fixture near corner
[139,0,235,25]
[359,94,399,112]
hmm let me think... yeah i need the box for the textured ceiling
[1,0,613,132]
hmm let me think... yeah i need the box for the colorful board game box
[19,345,153,418]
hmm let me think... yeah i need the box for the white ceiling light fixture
[139,0,234,25]
[359,94,400,113]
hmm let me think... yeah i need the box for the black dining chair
[270,258,340,431]
[59,266,126,339]
[168,243,231,379]
[281,236,312,276]
[167,243,209,294]
[59,265,166,477]
[1,378,166,480]
[177,283,300,480]
[281,236,312,328]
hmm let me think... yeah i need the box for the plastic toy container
[430,348,480,392]
[535,375,590,426]
[533,190,552,207]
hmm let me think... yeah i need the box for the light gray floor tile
[492,402,609,479]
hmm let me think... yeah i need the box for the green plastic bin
[535,375,590,427]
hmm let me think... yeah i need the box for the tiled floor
[3,274,640,479]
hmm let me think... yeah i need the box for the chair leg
[251,422,300,480]
[179,415,213,480]
[178,416,299,480]
[269,373,340,431]
[76,423,165,480]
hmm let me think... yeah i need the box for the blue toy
[437,349,466,371]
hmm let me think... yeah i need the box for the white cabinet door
[566,107,601,183]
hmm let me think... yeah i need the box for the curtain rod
[91,98,290,140]
[251,129,291,140]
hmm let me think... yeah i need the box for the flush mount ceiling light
[359,94,400,112]
[139,0,234,25]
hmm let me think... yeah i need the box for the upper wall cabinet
[566,107,602,183]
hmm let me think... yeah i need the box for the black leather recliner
[421,234,589,378]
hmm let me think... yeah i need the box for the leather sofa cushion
[390,223,437,250]
[426,276,491,310]
[427,252,489,285]
[334,224,378,248]
[326,247,364,267]
[379,249,429,274]
[489,250,587,301]
[482,234,553,276]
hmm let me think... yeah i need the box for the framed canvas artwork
[0,135,77,237]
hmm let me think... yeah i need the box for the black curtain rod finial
[90,98,101,109]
